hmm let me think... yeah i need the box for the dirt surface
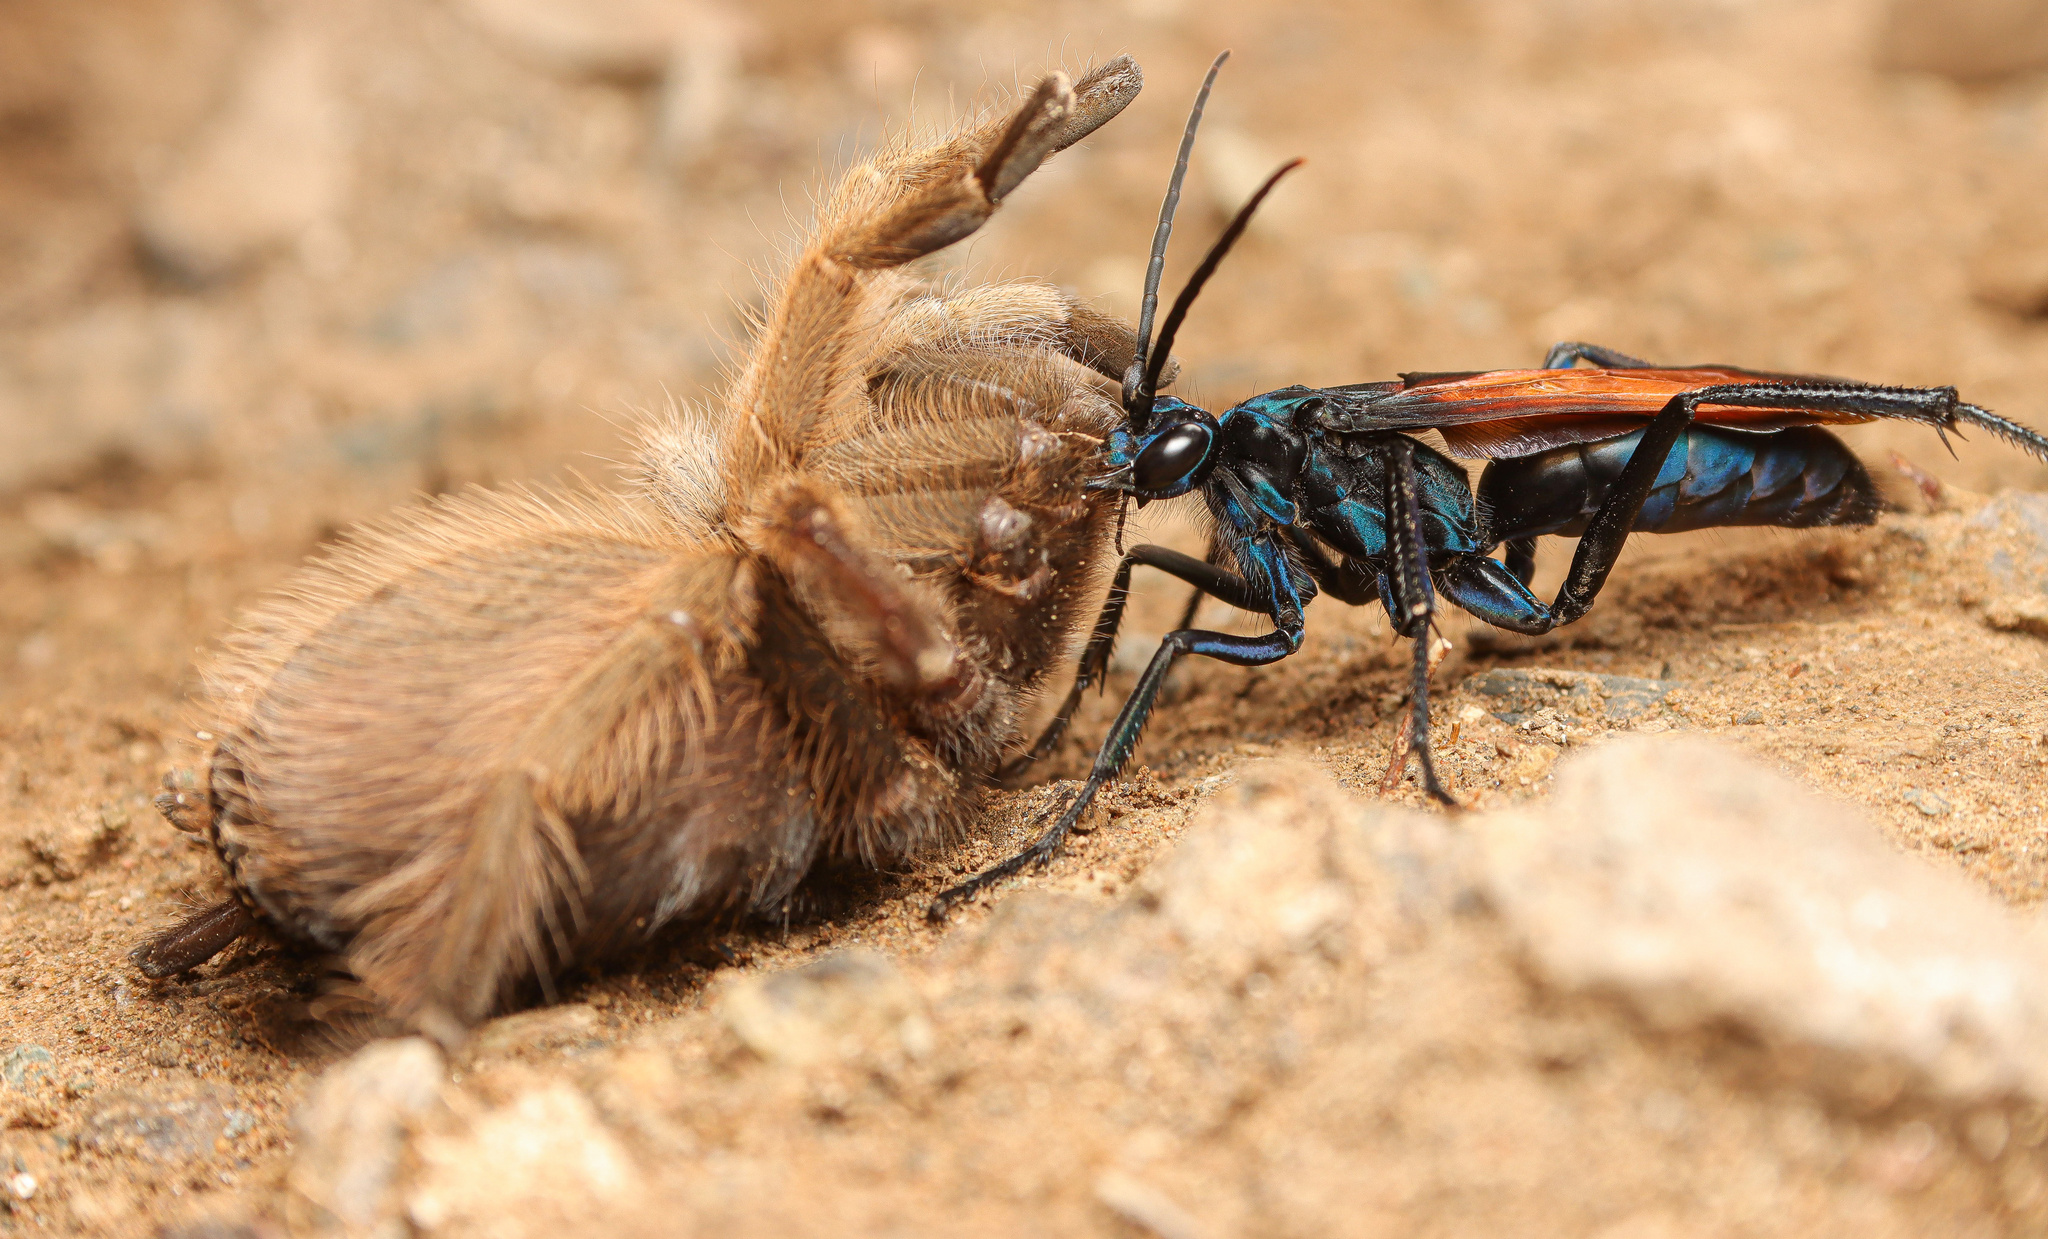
[5,0,2048,1235]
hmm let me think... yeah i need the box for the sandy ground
[5,0,2048,1235]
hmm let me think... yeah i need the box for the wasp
[928,54,2048,916]
[132,59,1160,1032]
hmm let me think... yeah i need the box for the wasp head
[1093,396,1220,503]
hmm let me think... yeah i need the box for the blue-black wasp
[929,53,2048,917]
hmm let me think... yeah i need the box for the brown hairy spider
[133,57,1160,1035]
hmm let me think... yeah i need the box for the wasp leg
[933,622,1300,918]
[1280,526,1378,604]
[1554,382,1965,625]
[1168,530,1236,632]
[1542,341,1656,369]
[1547,340,2047,463]
[1381,438,1458,806]
[999,544,1264,779]
[1380,632,1452,794]
[1502,536,1538,586]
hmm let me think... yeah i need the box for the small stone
[1735,709,1765,726]
[134,22,352,283]
[77,1082,235,1162]
[2,1044,55,1090]
[1140,761,1377,982]
[1970,493,2048,595]
[288,1038,444,1232]
[1984,596,2048,638]
[1876,0,2048,81]
[1903,788,1952,817]
[5,1173,33,1201]
[469,1003,602,1059]
[1094,1170,1210,1239]
[406,1084,640,1234]
[1479,736,2048,1107]
[718,950,931,1067]
[1462,667,1677,724]
[1598,674,1681,720]
[458,0,716,79]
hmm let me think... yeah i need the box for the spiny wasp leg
[1382,438,1457,807]
[937,603,1299,919]
[1553,381,1963,626]
[998,544,1265,780]
[1542,341,1655,370]
[1502,537,1538,586]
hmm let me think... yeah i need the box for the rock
[1140,763,1370,982]
[1969,492,2048,595]
[406,1084,640,1237]
[459,0,718,80]
[1876,0,2048,81]
[468,1003,602,1060]
[1094,1170,1210,1239]
[288,1038,444,1233]
[1985,595,2048,638]
[76,1082,236,1162]
[1478,736,2048,1107]
[134,22,351,283]
[655,7,740,157]
[1463,668,1678,724]
[1,1045,54,1090]
[1902,787,1952,817]
[717,950,933,1067]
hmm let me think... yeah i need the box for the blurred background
[4,0,2048,692]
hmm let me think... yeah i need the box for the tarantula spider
[135,58,1163,1035]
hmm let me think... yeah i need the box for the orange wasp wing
[1320,366,1884,459]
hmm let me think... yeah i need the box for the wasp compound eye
[1132,422,1213,492]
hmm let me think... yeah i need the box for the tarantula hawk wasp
[928,52,2048,917]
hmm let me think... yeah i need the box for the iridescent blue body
[1101,378,1880,644]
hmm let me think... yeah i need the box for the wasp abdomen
[1478,424,1878,544]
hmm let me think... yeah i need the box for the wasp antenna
[1142,156,1305,401]
[1125,50,1230,430]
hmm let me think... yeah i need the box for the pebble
[468,1003,602,1059]
[718,950,933,1067]
[1479,736,2048,1107]
[406,1083,640,1236]
[289,1038,444,1232]
[458,0,717,79]
[4,1173,32,1201]
[1903,788,1953,817]
[77,1083,236,1162]
[1984,595,2048,638]
[1464,668,1679,724]
[134,23,351,283]
[1876,0,2048,80]
[1971,492,2048,595]
[1,1044,55,1090]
